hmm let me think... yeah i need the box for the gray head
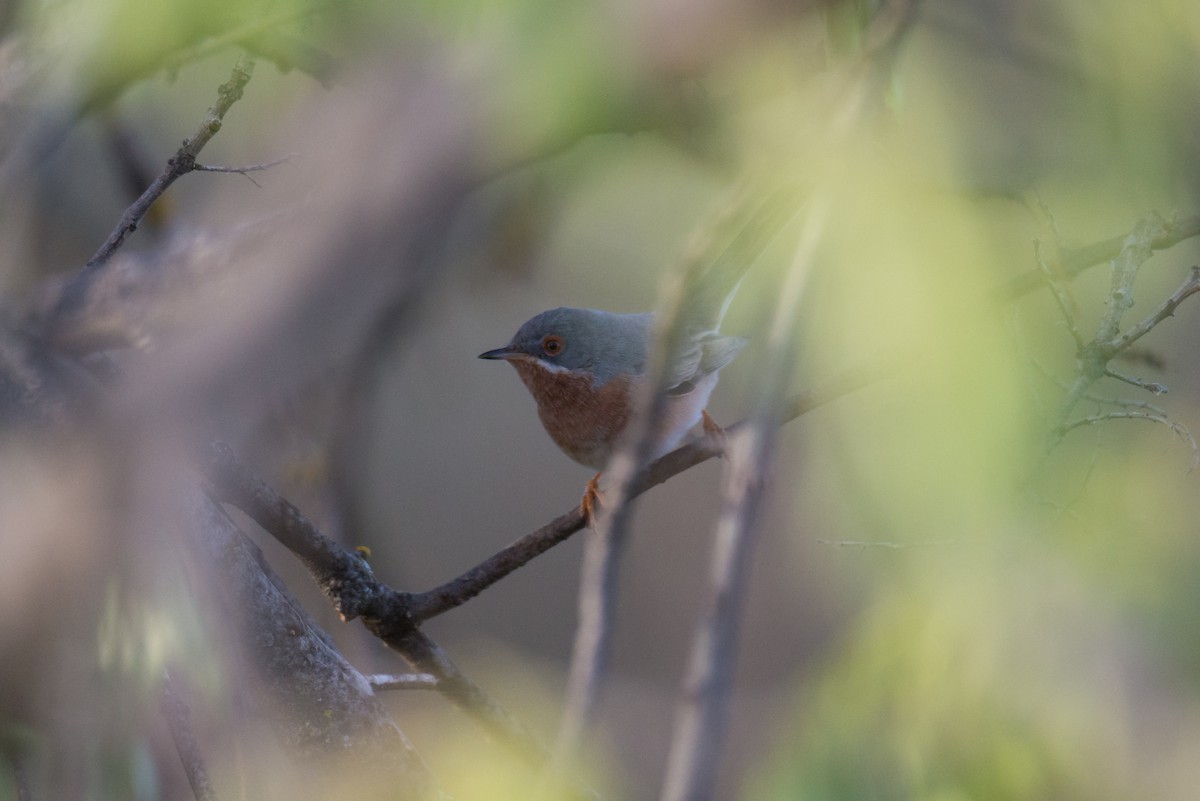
[478,307,652,386]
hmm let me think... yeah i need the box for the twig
[85,55,257,274]
[1104,368,1167,395]
[367,674,439,691]
[49,55,257,328]
[371,626,559,775]
[993,214,1200,303]
[816,538,977,548]
[1109,265,1200,355]
[193,154,299,187]
[1045,215,1174,450]
[161,669,219,801]
[1034,238,1084,352]
[1030,358,1169,414]
[1060,410,1199,466]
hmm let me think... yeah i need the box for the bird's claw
[701,409,728,455]
[581,473,605,528]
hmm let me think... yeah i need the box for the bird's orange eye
[542,334,564,356]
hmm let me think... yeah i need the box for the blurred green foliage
[4,0,1200,799]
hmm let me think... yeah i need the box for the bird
[479,304,746,523]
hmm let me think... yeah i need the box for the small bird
[479,305,746,522]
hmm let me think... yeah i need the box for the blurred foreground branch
[552,182,806,771]
[659,197,822,801]
[185,490,433,795]
[161,671,219,801]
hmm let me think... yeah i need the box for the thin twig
[161,670,219,801]
[49,55,257,329]
[816,538,980,548]
[367,674,439,691]
[1060,410,1199,466]
[1030,358,1169,414]
[1104,368,1167,395]
[1034,238,1084,352]
[85,55,257,274]
[1109,265,1200,355]
[372,626,558,773]
[193,154,299,187]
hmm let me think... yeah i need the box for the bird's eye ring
[541,334,564,356]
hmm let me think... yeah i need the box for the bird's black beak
[478,346,519,360]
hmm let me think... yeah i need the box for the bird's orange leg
[581,472,605,528]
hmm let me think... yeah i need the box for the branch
[184,490,435,794]
[993,213,1200,303]
[552,183,807,765]
[1045,215,1176,449]
[1034,238,1084,352]
[367,674,439,691]
[1059,410,1199,466]
[193,154,299,187]
[48,55,257,332]
[85,55,257,274]
[660,194,822,801]
[371,626,554,767]
[1109,265,1200,355]
[200,444,558,777]
[161,670,219,801]
[411,357,887,621]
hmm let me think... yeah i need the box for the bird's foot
[581,472,605,528]
[701,409,728,455]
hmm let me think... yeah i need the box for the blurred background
[2,0,1200,799]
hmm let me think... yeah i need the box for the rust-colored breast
[510,360,634,470]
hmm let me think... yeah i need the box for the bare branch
[193,154,300,187]
[185,491,435,793]
[410,357,887,622]
[161,670,219,801]
[993,214,1200,303]
[1109,265,1200,355]
[1060,410,1199,467]
[660,196,823,801]
[367,674,439,691]
[48,55,257,333]
[552,183,806,767]
[1045,215,1175,450]
[85,55,257,274]
[1034,238,1085,352]
[816,538,980,548]
[200,445,556,775]
[1104,368,1168,395]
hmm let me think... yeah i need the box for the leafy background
[2,0,1199,799]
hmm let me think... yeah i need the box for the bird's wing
[664,332,746,395]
